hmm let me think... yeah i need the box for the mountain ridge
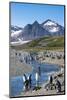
[10,19,64,43]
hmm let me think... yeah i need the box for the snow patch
[11,30,22,37]
[44,21,57,26]
[48,27,59,32]
[10,40,31,46]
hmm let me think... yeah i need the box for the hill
[11,36,64,51]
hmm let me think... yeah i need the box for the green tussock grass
[10,36,64,51]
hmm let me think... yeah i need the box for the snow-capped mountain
[11,25,23,42]
[11,25,23,33]
[42,19,59,32]
[10,19,64,44]
[22,21,50,40]
[42,19,57,26]
[41,19,64,35]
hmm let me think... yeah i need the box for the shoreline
[39,57,64,68]
[10,49,65,96]
[18,67,64,97]
[10,59,64,97]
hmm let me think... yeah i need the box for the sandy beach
[19,86,64,97]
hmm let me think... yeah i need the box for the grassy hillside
[11,36,64,51]
[28,36,64,47]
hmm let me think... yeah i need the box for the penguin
[22,74,27,91]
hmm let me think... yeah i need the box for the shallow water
[10,60,61,97]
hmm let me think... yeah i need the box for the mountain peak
[42,19,57,26]
[33,21,39,25]
[11,19,64,43]
[45,19,52,22]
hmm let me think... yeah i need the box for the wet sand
[20,86,64,97]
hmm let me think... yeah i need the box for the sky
[10,2,65,27]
